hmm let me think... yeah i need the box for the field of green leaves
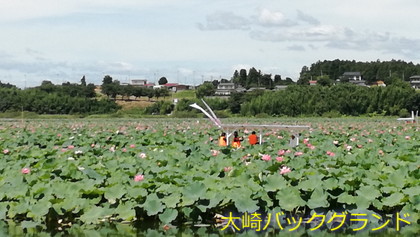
[0,118,418,236]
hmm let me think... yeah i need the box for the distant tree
[132,87,143,99]
[85,83,96,97]
[232,70,240,85]
[110,80,121,99]
[0,81,17,89]
[196,82,215,98]
[121,85,135,100]
[221,78,230,83]
[261,74,273,88]
[39,80,55,93]
[239,69,247,87]
[146,88,154,101]
[102,75,113,85]
[154,87,170,99]
[247,67,260,88]
[81,75,86,86]
[317,75,333,86]
[158,77,168,85]
[228,92,245,114]
[285,77,294,84]
[211,80,219,87]
[274,75,282,84]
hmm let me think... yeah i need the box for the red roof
[144,83,155,86]
[164,83,179,87]
[309,80,317,84]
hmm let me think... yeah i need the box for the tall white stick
[190,103,222,128]
[201,99,221,127]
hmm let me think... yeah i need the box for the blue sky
[1,0,420,88]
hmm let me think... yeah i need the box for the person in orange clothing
[232,131,243,148]
[218,132,227,147]
[248,131,259,145]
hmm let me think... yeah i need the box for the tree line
[232,68,294,89]
[0,78,119,115]
[101,75,170,100]
[240,82,420,117]
[298,59,420,85]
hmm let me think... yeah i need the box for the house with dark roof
[161,83,189,92]
[341,72,367,86]
[215,82,245,95]
[342,72,362,81]
[409,75,420,89]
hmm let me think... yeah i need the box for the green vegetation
[240,83,420,117]
[1,59,420,118]
[0,78,119,115]
[298,59,420,85]
[0,118,418,235]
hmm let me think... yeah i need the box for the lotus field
[0,118,419,235]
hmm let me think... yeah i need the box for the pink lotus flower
[346,145,352,151]
[211,149,219,156]
[285,149,291,154]
[61,148,67,152]
[122,148,127,152]
[134,174,144,182]
[110,146,115,152]
[303,138,309,144]
[139,153,147,159]
[277,136,283,139]
[224,166,232,172]
[309,145,316,150]
[67,145,74,149]
[130,144,136,148]
[277,149,285,156]
[333,140,339,145]
[57,133,62,137]
[261,154,271,161]
[3,149,9,154]
[91,143,95,148]
[326,151,335,157]
[350,137,356,142]
[276,156,284,162]
[379,150,384,155]
[367,139,373,143]
[279,166,291,175]
[294,151,303,156]
[405,136,411,140]
[21,167,30,174]
[357,144,363,148]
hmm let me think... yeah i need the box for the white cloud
[197,11,250,30]
[257,8,296,27]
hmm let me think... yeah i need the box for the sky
[1,0,420,88]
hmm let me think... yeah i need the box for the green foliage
[195,82,215,98]
[145,101,174,115]
[300,59,420,84]
[158,77,168,85]
[240,83,418,116]
[0,118,418,232]
[0,87,119,115]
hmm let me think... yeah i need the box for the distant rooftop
[409,75,420,80]
[343,72,361,76]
